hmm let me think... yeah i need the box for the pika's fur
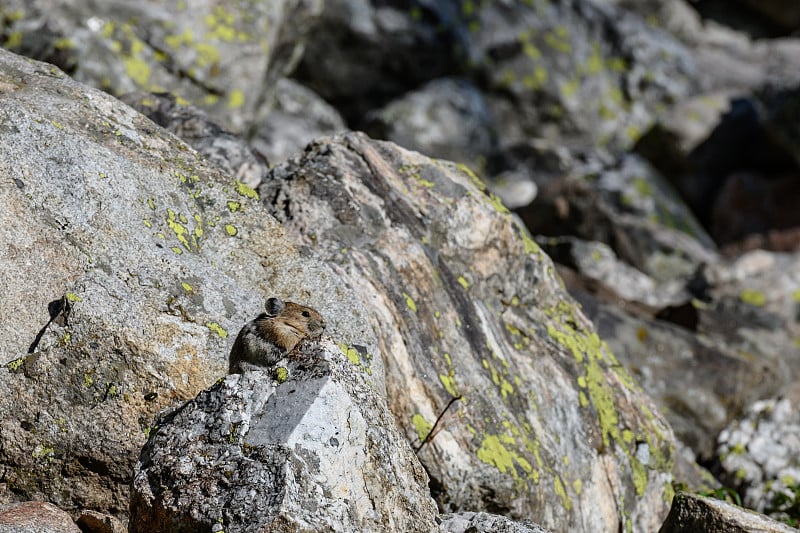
[228,297,326,374]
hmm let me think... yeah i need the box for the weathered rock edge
[263,132,677,531]
[129,339,439,533]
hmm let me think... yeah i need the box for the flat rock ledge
[129,339,438,533]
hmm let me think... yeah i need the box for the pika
[228,297,326,374]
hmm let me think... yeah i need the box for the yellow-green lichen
[403,292,418,313]
[224,224,238,236]
[791,289,800,302]
[166,209,192,250]
[227,89,245,109]
[65,292,82,303]
[439,372,459,397]
[275,366,288,383]
[32,445,55,460]
[740,289,766,307]
[573,478,583,494]
[235,180,258,199]
[206,322,228,339]
[547,324,619,443]
[476,434,533,481]
[227,200,241,212]
[338,343,361,366]
[554,475,572,510]
[457,276,471,289]
[6,357,24,371]
[4,31,22,50]
[631,453,647,496]
[181,282,193,293]
[412,413,433,443]
[520,230,540,255]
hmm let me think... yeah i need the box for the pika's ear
[264,297,285,317]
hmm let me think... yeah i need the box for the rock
[364,77,496,175]
[121,91,270,189]
[294,0,462,121]
[249,78,347,165]
[468,0,696,151]
[716,382,800,523]
[658,492,797,533]
[537,237,688,309]
[129,339,438,533]
[552,244,799,461]
[75,510,126,533]
[0,47,379,519]
[263,132,676,531]
[0,0,323,132]
[0,501,80,533]
[521,153,717,283]
[440,511,551,533]
[573,288,781,460]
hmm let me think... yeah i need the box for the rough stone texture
[294,0,462,121]
[121,90,270,188]
[0,0,323,132]
[75,510,126,533]
[0,48,379,518]
[522,153,717,284]
[658,492,797,533]
[468,0,696,151]
[572,287,780,460]
[440,511,551,533]
[0,501,80,533]
[250,77,347,165]
[543,240,799,462]
[364,77,496,179]
[263,132,676,532]
[717,382,800,522]
[130,339,438,533]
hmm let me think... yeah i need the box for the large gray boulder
[263,132,677,532]
[0,0,322,132]
[130,340,439,532]
[0,48,378,517]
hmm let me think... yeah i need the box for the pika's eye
[302,311,311,318]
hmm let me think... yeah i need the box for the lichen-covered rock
[717,382,800,523]
[548,242,799,461]
[467,0,696,151]
[439,511,551,533]
[572,289,780,460]
[263,132,676,531]
[121,91,270,188]
[130,339,438,533]
[659,492,797,533]
[522,153,717,283]
[0,0,322,132]
[0,48,378,518]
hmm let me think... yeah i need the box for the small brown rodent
[228,297,326,374]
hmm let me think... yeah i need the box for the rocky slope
[1,0,800,530]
